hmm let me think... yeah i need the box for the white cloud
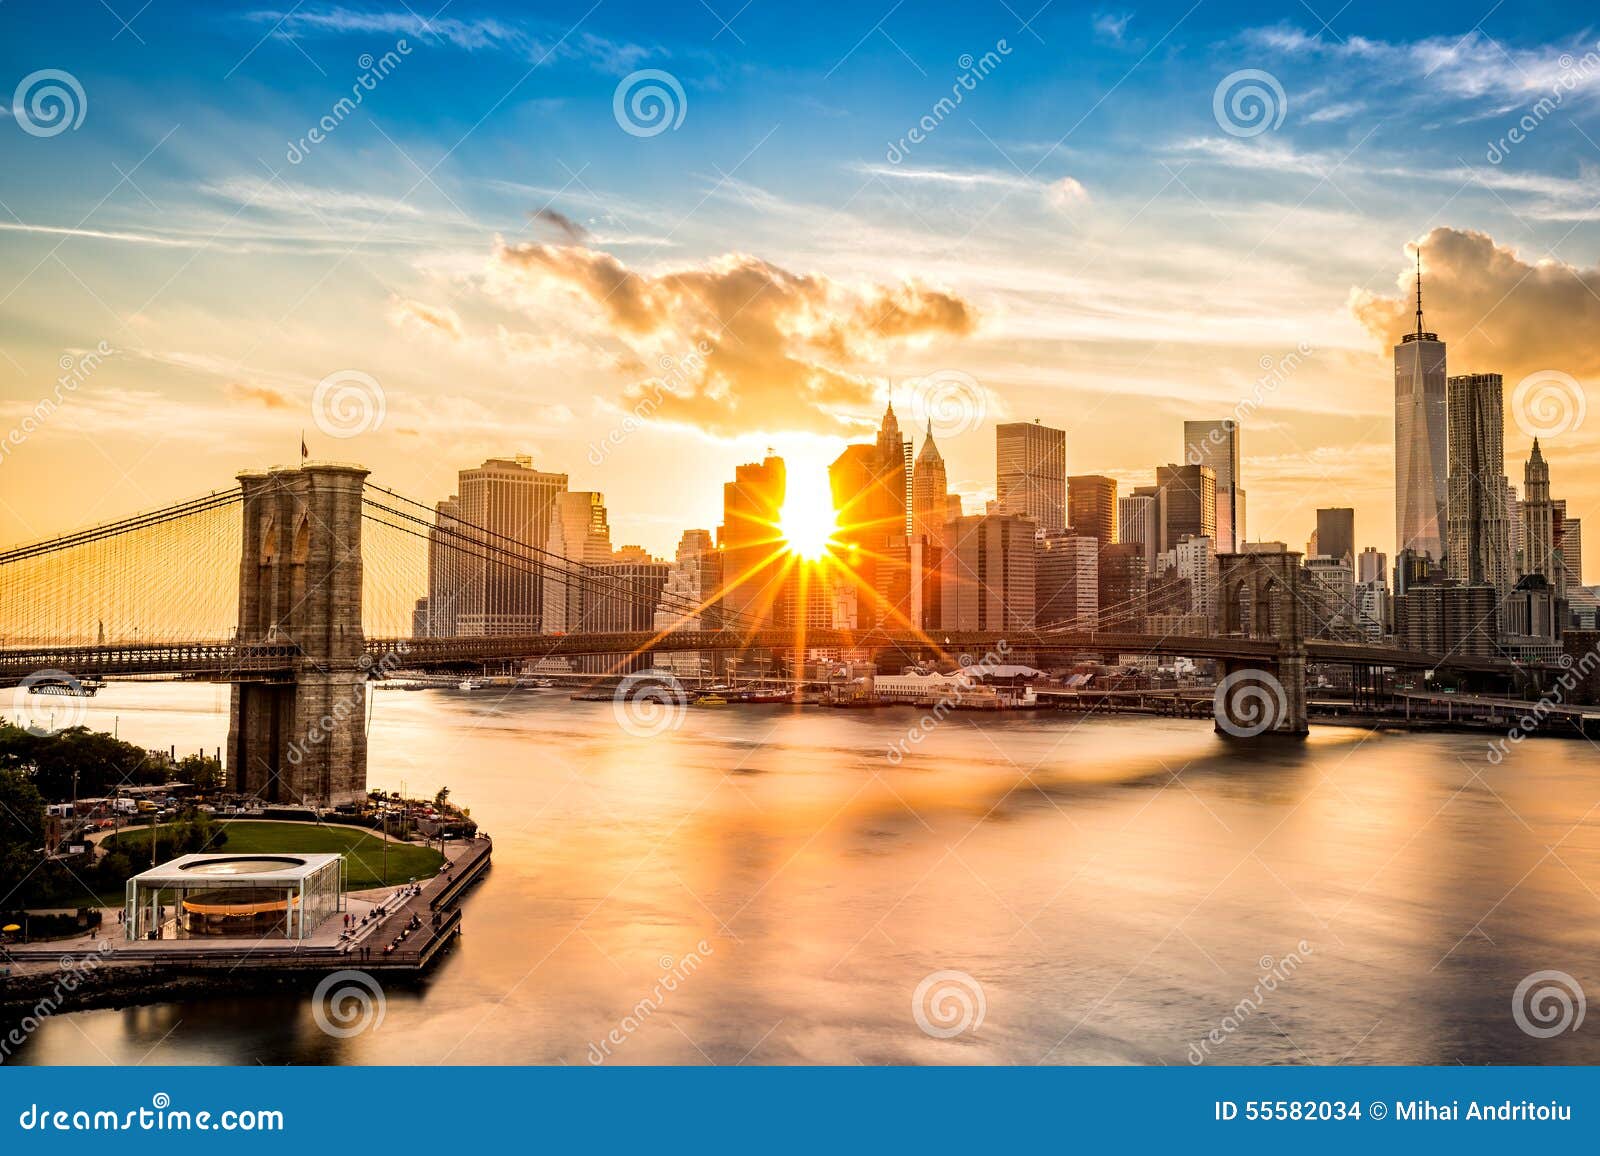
[1045,176,1091,211]
[1241,25,1600,105]
[201,177,426,220]
[241,7,652,73]
[1092,11,1134,44]
[0,221,197,247]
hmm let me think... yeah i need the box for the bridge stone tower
[227,463,369,806]
[1216,549,1308,736]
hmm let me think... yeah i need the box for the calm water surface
[12,681,1600,1065]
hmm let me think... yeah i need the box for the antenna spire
[1414,247,1424,338]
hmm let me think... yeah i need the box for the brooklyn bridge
[0,463,1549,807]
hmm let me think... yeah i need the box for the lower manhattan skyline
[3,4,1599,582]
[13,0,1600,1119]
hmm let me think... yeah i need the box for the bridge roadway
[0,628,1534,682]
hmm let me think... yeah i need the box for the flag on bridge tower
[300,430,308,460]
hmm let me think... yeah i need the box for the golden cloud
[1350,227,1600,380]
[225,381,292,409]
[387,296,464,341]
[488,242,977,435]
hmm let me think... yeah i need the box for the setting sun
[779,476,839,561]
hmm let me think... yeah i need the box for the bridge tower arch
[1215,549,1308,737]
[226,463,369,806]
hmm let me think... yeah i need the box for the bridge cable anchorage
[360,485,769,631]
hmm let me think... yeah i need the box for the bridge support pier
[1214,656,1308,737]
[1215,548,1310,738]
[226,463,369,807]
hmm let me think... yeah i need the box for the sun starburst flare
[778,481,839,561]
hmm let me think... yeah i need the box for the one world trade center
[1395,251,1447,567]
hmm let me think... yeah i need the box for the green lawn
[85,820,445,905]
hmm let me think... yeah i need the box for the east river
[10,681,1600,1065]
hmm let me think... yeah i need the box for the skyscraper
[653,530,723,677]
[940,513,1036,630]
[655,531,721,626]
[423,496,464,638]
[874,399,911,535]
[995,421,1066,533]
[1172,534,1219,627]
[1155,463,1216,552]
[1506,481,1524,574]
[912,421,952,629]
[586,560,672,637]
[1313,508,1355,565]
[1523,440,1557,595]
[911,421,950,542]
[543,491,614,632]
[1118,488,1159,572]
[1304,553,1357,637]
[1444,372,1512,592]
[831,403,915,628]
[1357,546,1387,586]
[1560,514,1583,589]
[454,456,567,636]
[1097,543,1148,629]
[719,454,786,628]
[1395,252,1448,564]
[1036,532,1099,628]
[1183,419,1244,551]
[1067,475,1117,546]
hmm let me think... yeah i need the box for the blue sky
[2,0,1599,570]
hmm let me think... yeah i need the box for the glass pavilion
[124,853,344,941]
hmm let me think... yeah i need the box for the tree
[0,722,162,801]
[175,753,223,793]
[0,769,44,891]
[434,786,451,808]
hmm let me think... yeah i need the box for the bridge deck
[0,630,1538,681]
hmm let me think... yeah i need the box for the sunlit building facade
[455,456,568,636]
[543,491,614,633]
[1183,419,1244,551]
[718,455,787,628]
[1155,463,1216,553]
[1444,372,1511,593]
[995,421,1067,534]
[1117,488,1160,574]
[1036,532,1099,629]
[912,422,954,630]
[424,496,463,637]
[1395,261,1448,564]
[1523,440,1559,599]
[830,403,914,628]
[1067,474,1117,546]
[940,514,1037,631]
